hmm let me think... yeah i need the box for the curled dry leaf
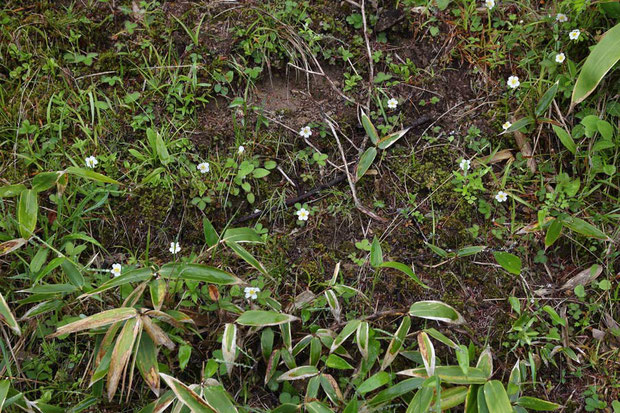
[561,264,603,290]
[0,238,27,256]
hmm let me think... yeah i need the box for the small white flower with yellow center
[556,13,568,23]
[85,156,98,168]
[555,53,566,63]
[507,76,520,89]
[459,159,471,172]
[244,286,260,300]
[169,242,181,254]
[111,263,122,277]
[502,121,512,131]
[296,208,310,221]
[495,191,508,203]
[569,29,580,40]
[238,145,245,154]
[299,126,312,138]
[387,98,399,109]
[197,162,210,174]
[485,0,495,9]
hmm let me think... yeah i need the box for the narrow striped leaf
[330,320,361,353]
[107,317,142,400]
[356,321,369,360]
[382,316,411,370]
[0,292,20,336]
[48,307,137,338]
[417,331,435,376]
[409,301,465,324]
[277,366,319,382]
[483,381,513,413]
[159,373,215,412]
[222,324,237,375]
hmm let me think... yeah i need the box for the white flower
[459,159,471,172]
[296,208,310,221]
[238,145,245,154]
[197,162,210,174]
[502,121,512,131]
[485,0,495,9]
[299,126,312,138]
[85,156,98,168]
[507,76,520,89]
[111,263,122,277]
[169,242,181,254]
[495,191,508,203]
[244,286,260,300]
[556,13,568,22]
[555,53,566,63]
[387,98,399,109]
[569,29,580,40]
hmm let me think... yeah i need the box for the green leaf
[378,261,429,289]
[203,218,219,247]
[48,307,137,338]
[398,366,489,384]
[202,386,238,413]
[425,242,449,258]
[252,168,270,178]
[0,380,10,410]
[18,189,38,238]
[456,345,470,375]
[517,396,561,411]
[32,172,60,192]
[222,227,263,243]
[222,323,237,375]
[325,354,354,370]
[159,263,243,285]
[368,377,424,407]
[0,184,27,198]
[79,268,153,298]
[136,333,160,396]
[361,111,379,145]
[148,128,170,165]
[381,316,411,370]
[407,380,434,413]
[476,347,493,378]
[542,305,566,327]
[305,401,334,413]
[61,260,84,288]
[493,251,521,275]
[571,22,620,108]
[0,292,21,336]
[483,381,513,413]
[356,147,377,180]
[65,166,120,184]
[456,245,487,257]
[358,371,391,394]
[377,127,411,149]
[236,311,297,327]
[277,366,319,381]
[439,386,469,410]
[370,236,383,267]
[535,81,559,117]
[552,125,576,155]
[562,216,610,240]
[226,241,268,276]
[409,301,465,324]
[159,373,215,412]
[545,219,563,248]
[330,320,361,353]
[502,117,534,134]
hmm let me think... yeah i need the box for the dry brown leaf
[107,317,142,401]
[561,264,603,290]
[142,315,175,350]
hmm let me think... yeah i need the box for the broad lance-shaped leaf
[501,117,534,135]
[398,366,489,384]
[378,261,428,289]
[0,292,21,336]
[107,317,142,400]
[330,319,361,353]
[438,386,469,410]
[48,307,138,338]
[409,301,465,324]
[222,323,237,375]
[136,332,160,396]
[407,378,434,413]
[361,111,379,145]
[142,315,175,350]
[226,241,268,276]
[381,316,411,370]
[236,310,297,327]
[535,81,559,117]
[356,147,377,181]
[377,127,411,149]
[358,371,391,395]
[356,321,369,360]
[572,22,620,108]
[18,189,37,239]
[159,373,215,412]
[493,252,522,275]
[159,263,243,285]
[202,385,239,413]
[562,216,610,241]
[65,166,120,184]
[417,331,435,377]
[476,347,493,378]
[0,238,27,257]
[0,183,27,198]
[552,125,576,155]
[32,172,60,192]
[325,289,341,321]
[516,396,561,411]
[483,381,513,413]
[277,366,319,382]
[0,380,10,410]
[368,378,425,407]
[79,268,153,298]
